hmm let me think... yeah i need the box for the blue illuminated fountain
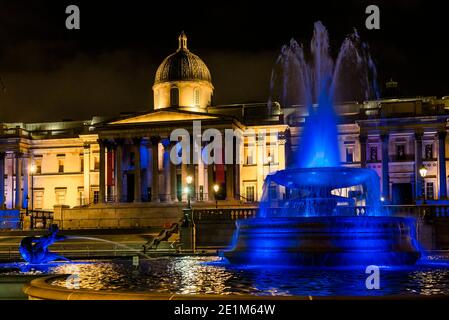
[223,22,421,267]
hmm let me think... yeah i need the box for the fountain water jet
[223,22,420,267]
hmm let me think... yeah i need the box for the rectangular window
[346,147,354,163]
[396,145,406,160]
[58,159,64,173]
[93,190,99,204]
[34,190,44,210]
[426,182,434,200]
[94,156,100,170]
[34,158,42,174]
[425,144,433,160]
[370,146,378,161]
[57,154,65,173]
[55,188,66,205]
[247,154,253,165]
[246,186,255,202]
[244,147,255,165]
[80,155,84,172]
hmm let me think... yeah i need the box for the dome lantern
[178,31,188,51]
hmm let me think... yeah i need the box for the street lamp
[186,175,193,208]
[419,165,428,204]
[29,164,36,212]
[213,184,219,208]
[267,154,273,176]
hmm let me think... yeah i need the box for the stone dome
[154,32,212,85]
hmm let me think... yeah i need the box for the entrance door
[392,183,413,205]
[127,173,134,203]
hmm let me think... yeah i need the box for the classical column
[133,138,142,203]
[181,162,188,202]
[8,157,13,208]
[197,158,204,201]
[150,136,160,202]
[233,139,241,200]
[359,134,367,168]
[0,152,5,208]
[98,139,106,204]
[106,143,114,202]
[15,152,23,209]
[162,139,171,202]
[170,143,178,202]
[225,164,234,200]
[438,131,448,199]
[22,156,29,209]
[207,164,215,201]
[115,139,124,203]
[83,144,91,204]
[381,133,390,202]
[414,131,423,201]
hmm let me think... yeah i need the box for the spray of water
[67,236,154,260]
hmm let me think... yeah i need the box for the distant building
[0,33,286,212]
[1,33,449,215]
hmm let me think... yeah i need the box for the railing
[0,243,144,261]
[23,210,54,229]
[193,208,257,221]
[77,192,218,206]
[385,204,449,220]
[191,204,449,222]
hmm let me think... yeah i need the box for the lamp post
[186,175,193,208]
[213,184,219,209]
[267,154,273,174]
[29,164,36,212]
[419,165,428,204]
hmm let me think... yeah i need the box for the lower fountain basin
[222,216,421,266]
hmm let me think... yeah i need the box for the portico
[91,109,245,205]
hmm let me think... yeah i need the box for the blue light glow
[222,22,421,268]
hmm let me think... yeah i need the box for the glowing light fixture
[419,165,428,178]
[213,184,219,208]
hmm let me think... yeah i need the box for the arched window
[194,88,200,106]
[170,86,179,107]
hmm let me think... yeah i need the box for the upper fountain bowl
[260,167,381,218]
[269,167,379,190]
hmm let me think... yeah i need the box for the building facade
[1,33,449,212]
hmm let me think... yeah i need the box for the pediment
[109,110,219,125]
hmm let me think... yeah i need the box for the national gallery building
[1,33,449,214]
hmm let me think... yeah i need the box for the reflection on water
[3,256,449,296]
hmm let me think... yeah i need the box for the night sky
[0,0,448,122]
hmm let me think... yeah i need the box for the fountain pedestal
[223,216,421,266]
